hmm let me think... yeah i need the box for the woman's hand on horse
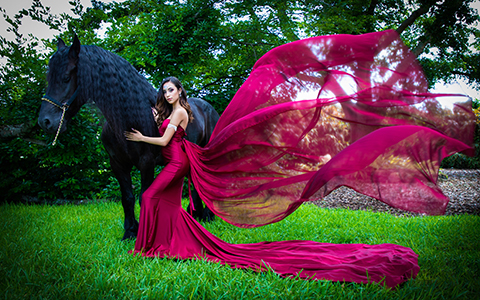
[125,129,144,142]
[125,129,168,146]
[152,107,159,121]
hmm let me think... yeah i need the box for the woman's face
[162,81,181,105]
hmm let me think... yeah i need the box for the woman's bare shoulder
[170,107,189,126]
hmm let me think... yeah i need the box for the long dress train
[132,119,420,288]
[131,30,475,289]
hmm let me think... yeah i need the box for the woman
[125,30,475,288]
[126,77,196,258]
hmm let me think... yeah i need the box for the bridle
[41,88,79,146]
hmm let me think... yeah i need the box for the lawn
[0,200,478,299]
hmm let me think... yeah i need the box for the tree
[0,2,111,202]
[85,0,479,112]
[393,0,480,89]
[1,0,479,202]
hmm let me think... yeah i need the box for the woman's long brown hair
[155,76,194,127]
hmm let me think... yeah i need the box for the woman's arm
[125,108,188,146]
[125,128,173,147]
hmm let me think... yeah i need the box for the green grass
[0,200,479,299]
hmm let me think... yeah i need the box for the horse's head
[38,35,84,137]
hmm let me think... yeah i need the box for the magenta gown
[132,119,420,288]
[131,30,475,289]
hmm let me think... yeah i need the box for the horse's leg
[137,153,156,207]
[101,126,138,240]
[186,185,215,221]
[186,98,219,222]
[202,101,218,222]
[201,200,215,222]
[186,186,203,220]
[110,158,139,240]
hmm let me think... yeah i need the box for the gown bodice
[159,119,187,164]
[159,118,186,139]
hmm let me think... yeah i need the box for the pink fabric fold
[182,30,475,227]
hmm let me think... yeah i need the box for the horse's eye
[63,75,70,83]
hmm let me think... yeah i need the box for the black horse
[38,35,218,240]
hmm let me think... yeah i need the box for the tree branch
[221,35,275,61]
[0,122,48,145]
[275,8,300,41]
[21,137,48,146]
[451,70,473,78]
[0,122,35,138]
[396,3,432,35]
[413,35,431,56]
[199,74,245,91]
[367,0,379,16]
[221,35,275,47]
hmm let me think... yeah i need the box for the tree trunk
[367,0,379,16]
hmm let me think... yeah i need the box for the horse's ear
[68,34,81,61]
[57,38,66,50]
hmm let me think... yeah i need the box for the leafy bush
[441,98,480,169]
[0,104,112,202]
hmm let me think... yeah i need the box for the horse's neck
[81,47,156,125]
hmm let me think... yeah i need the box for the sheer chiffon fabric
[132,30,475,288]
[184,30,475,227]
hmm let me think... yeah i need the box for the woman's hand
[152,107,159,122]
[125,129,144,142]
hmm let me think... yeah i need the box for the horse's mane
[77,45,158,141]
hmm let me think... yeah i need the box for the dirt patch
[310,169,480,217]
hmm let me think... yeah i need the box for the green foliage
[1,0,479,204]
[94,0,256,114]
[67,0,479,112]
[0,105,112,202]
[1,202,479,299]
[441,153,480,169]
[406,0,479,89]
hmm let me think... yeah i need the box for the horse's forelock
[47,47,70,83]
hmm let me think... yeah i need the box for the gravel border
[310,169,480,217]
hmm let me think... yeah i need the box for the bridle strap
[52,106,67,146]
[41,88,79,146]
[41,88,79,110]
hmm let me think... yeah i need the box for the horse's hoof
[203,210,215,222]
[201,206,215,222]
[122,230,137,241]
